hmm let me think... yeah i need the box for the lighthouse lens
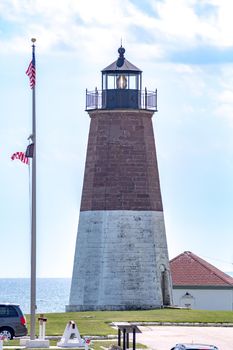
[116,75,127,89]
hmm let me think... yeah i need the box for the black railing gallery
[86,88,157,111]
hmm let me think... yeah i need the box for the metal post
[133,327,136,350]
[123,328,126,350]
[145,87,147,110]
[126,332,129,349]
[30,38,37,340]
[86,89,88,110]
[95,87,98,109]
[118,328,121,346]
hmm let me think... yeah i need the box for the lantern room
[101,46,141,109]
[85,46,157,111]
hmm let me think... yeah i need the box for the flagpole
[30,37,36,340]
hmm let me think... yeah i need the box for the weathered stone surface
[67,210,172,311]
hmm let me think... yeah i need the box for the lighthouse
[66,47,173,311]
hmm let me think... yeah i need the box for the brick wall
[80,109,163,211]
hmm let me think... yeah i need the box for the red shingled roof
[170,251,233,287]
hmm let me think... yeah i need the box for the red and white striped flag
[11,152,29,165]
[26,50,36,89]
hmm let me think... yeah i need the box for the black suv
[0,303,28,339]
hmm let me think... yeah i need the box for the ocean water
[0,278,71,314]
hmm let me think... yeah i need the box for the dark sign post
[115,323,141,350]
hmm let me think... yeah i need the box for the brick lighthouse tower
[66,47,173,311]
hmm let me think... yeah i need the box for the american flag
[26,51,36,88]
[11,152,29,165]
[25,143,34,158]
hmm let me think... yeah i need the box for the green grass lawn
[23,309,233,337]
[6,309,233,349]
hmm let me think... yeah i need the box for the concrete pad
[20,338,30,346]
[136,326,233,350]
[25,339,50,348]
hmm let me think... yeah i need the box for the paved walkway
[136,325,233,350]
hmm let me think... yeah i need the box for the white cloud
[0,0,128,54]
[155,0,200,40]
[1,0,233,58]
[153,0,233,48]
[211,0,233,46]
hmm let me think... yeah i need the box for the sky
[1,0,233,278]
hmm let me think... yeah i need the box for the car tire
[0,327,14,340]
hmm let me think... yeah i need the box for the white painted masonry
[67,210,173,311]
[173,288,233,311]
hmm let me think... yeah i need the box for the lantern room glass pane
[129,75,137,89]
[107,75,115,89]
[102,74,107,89]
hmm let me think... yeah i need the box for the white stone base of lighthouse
[66,210,172,311]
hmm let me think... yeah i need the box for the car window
[8,306,18,317]
[0,306,18,317]
[0,306,7,317]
